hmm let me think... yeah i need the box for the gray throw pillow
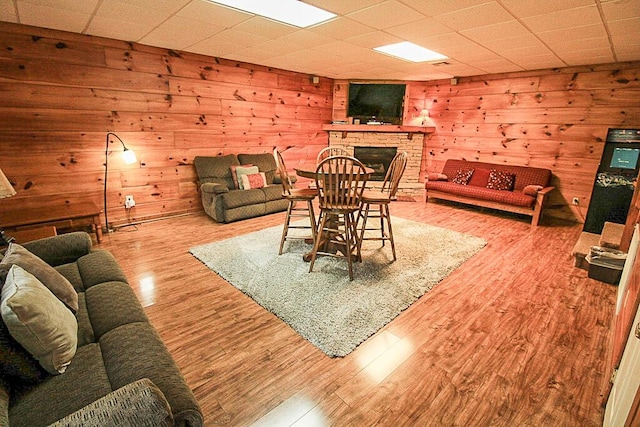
[1,265,78,375]
[1,242,78,313]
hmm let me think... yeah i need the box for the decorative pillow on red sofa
[468,168,491,187]
[452,169,474,185]
[486,170,515,191]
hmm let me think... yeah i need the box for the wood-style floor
[96,199,616,427]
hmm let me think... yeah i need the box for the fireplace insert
[353,146,398,181]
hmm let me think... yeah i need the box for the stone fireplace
[325,127,427,197]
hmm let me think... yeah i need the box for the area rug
[190,217,486,357]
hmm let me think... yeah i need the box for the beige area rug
[190,217,486,357]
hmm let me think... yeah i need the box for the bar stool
[309,155,369,280]
[357,151,407,261]
[273,149,318,255]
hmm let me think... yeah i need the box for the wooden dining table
[294,163,373,262]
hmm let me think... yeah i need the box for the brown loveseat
[425,159,554,226]
[0,232,203,426]
[194,153,289,223]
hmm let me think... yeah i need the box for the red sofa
[425,159,554,226]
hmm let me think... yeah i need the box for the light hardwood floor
[97,199,615,426]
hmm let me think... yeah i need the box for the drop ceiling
[1,0,639,81]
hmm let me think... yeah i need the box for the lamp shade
[0,168,16,198]
[122,149,137,165]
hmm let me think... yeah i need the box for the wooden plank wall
[335,64,640,223]
[0,22,332,227]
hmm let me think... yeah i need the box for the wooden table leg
[93,215,102,243]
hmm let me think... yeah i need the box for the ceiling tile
[601,0,640,21]
[307,17,375,39]
[16,2,91,32]
[536,24,608,45]
[116,0,189,14]
[186,36,246,57]
[385,18,454,41]
[346,0,423,29]
[177,0,252,26]
[0,2,17,23]
[546,36,611,51]
[480,34,547,53]
[92,0,170,37]
[560,47,615,65]
[140,16,226,50]
[274,30,336,50]
[522,5,602,32]
[18,0,99,14]
[305,0,386,15]
[460,20,531,42]
[432,2,515,31]
[346,30,403,49]
[399,0,494,17]
[233,16,300,39]
[499,0,594,18]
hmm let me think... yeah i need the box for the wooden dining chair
[316,146,349,164]
[309,155,369,280]
[273,149,318,255]
[357,151,408,261]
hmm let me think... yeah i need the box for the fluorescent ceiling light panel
[207,0,336,28]
[374,42,448,63]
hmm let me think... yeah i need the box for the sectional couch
[0,232,203,426]
[425,159,554,226]
[194,153,289,223]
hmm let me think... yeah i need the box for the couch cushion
[75,293,95,347]
[194,154,239,181]
[441,159,551,191]
[85,281,148,340]
[76,250,129,290]
[55,262,84,293]
[100,322,204,427]
[222,188,267,209]
[9,343,112,427]
[263,184,286,202]
[426,181,536,208]
[238,153,277,184]
[1,243,78,313]
[1,265,78,375]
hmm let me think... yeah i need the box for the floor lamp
[0,166,17,245]
[104,132,137,233]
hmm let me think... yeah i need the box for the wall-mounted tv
[347,83,406,125]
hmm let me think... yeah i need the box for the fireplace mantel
[322,124,435,139]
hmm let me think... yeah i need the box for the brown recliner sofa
[194,153,289,223]
[0,232,203,426]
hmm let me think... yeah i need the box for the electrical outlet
[124,195,135,209]
[572,197,580,205]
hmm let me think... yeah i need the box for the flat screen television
[347,83,406,125]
